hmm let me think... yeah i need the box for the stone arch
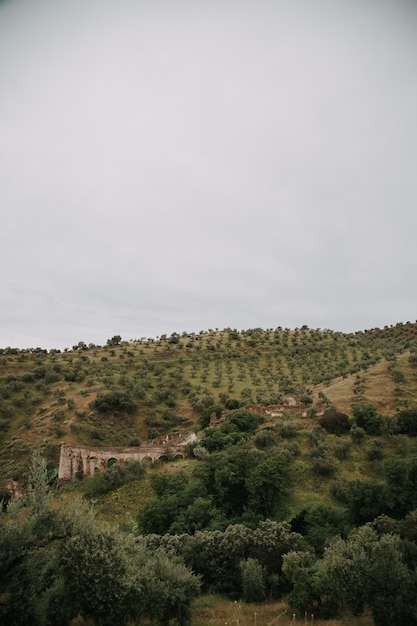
[58,440,197,481]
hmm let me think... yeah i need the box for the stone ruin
[58,432,197,481]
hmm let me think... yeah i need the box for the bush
[350,424,366,443]
[393,408,417,435]
[90,391,137,414]
[312,455,337,477]
[83,463,127,497]
[308,425,327,446]
[198,405,223,429]
[0,418,10,432]
[225,398,240,410]
[367,439,383,461]
[329,479,350,503]
[226,409,262,433]
[348,479,393,524]
[319,409,350,434]
[352,404,383,435]
[240,558,266,602]
[277,422,298,439]
[333,440,351,460]
[254,429,276,449]
[290,505,351,555]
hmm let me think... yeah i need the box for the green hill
[1,322,417,482]
[2,322,417,625]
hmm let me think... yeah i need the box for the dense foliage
[0,454,200,626]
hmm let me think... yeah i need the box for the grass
[190,596,374,626]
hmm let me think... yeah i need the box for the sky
[1,0,417,349]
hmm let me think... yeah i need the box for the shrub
[409,353,417,367]
[350,424,366,443]
[0,417,10,431]
[393,408,417,435]
[308,425,327,446]
[226,409,262,433]
[90,391,137,414]
[329,479,350,503]
[319,409,350,434]
[277,422,298,439]
[333,440,351,460]
[254,429,276,449]
[240,558,266,602]
[83,464,126,497]
[348,479,393,524]
[367,439,383,461]
[312,455,337,477]
[352,403,382,435]
[225,398,240,410]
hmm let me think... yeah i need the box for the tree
[60,527,200,626]
[107,335,122,346]
[384,455,417,516]
[318,409,350,435]
[282,550,336,618]
[26,450,51,515]
[240,557,266,602]
[290,505,351,556]
[284,526,417,624]
[352,403,382,435]
[393,408,417,435]
[0,454,200,626]
[90,390,137,414]
[246,451,291,518]
[225,409,262,433]
[347,479,393,524]
[321,526,417,626]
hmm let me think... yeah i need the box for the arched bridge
[58,441,191,481]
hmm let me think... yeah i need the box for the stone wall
[58,432,196,481]
[244,403,307,418]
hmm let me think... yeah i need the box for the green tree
[348,479,393,524]
[322,526,417,626]
[394,408,417,435]
[210,446,259,518]
[291,504,351,556]
[107,335,122,346]
[352,403,382,435]
[90,390,137,414]
[283,550,335,618]
[240,557,266,602]
[246,451,291,518]
[0,454,200,626]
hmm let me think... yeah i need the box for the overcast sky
[1,0,417,349]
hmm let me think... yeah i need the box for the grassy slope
[191,595,374,626]
[1,322,416,483]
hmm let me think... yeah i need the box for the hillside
[1,322,417,482]
[2,322,417,625]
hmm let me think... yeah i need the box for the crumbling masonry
[58,432,196,481]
